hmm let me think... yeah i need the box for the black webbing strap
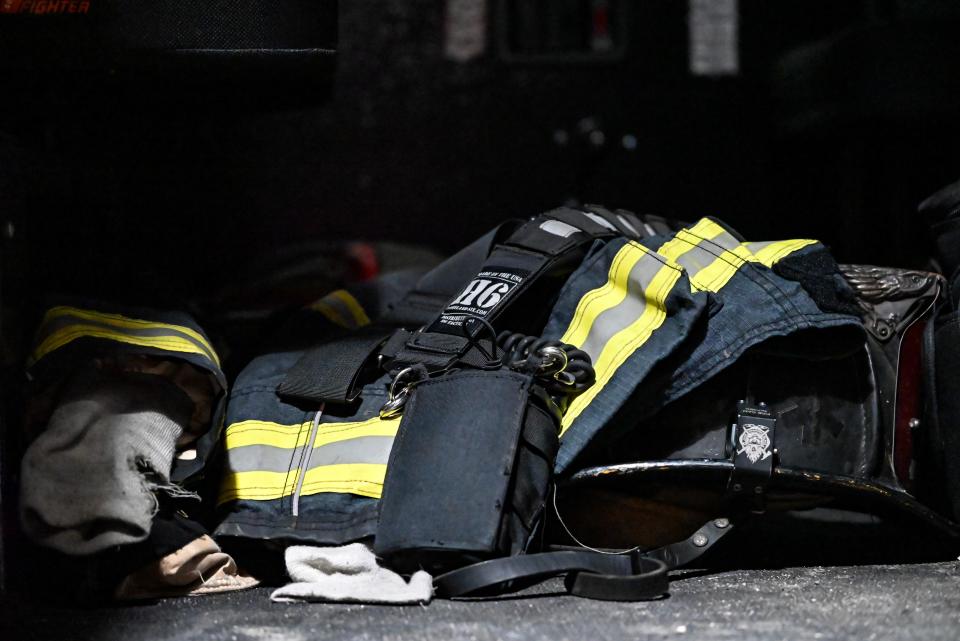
[565,557,669,601]
[580,204,686,240]
[542,206,620,237]
[276,224,509,404]
[432,518,734,601]
[581,204,640,239]
[501,209,612,256]
[278,208,626,402]
[277,328,392,404]
[433,550,667,601]
[388,208,619,373]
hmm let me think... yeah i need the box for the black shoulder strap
[432,518,734,601]
[278,207,625,404]
[276,223,510,405]
[433,550,668,601]
[387,207,618,374]
[277,327,394,404]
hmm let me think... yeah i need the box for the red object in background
[346,242,380,282]
[591,0,612,52]
[893,318,926,491]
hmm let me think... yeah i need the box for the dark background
[2,0,960,604]
[2,0,960,313]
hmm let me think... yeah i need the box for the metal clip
[380,367,419,419]
[535,345,568,377]
[509,344,577,388]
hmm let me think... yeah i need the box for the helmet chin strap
[726,399,778,513]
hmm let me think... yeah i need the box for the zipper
[292,404,324,518]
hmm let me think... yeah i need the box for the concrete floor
[4,562,960,641]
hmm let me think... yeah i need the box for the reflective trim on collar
[688,243,757,293]
[30,305,220,367]
[309,289,371,329]
[745,239,818,268]
[560,242,684,433]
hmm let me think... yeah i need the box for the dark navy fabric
[214,348,391,544]
[546,234,862,473]
[541,238,709,472]
[214,219,864,544]
[213,268,431,545]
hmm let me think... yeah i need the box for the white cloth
[270,543,433,604]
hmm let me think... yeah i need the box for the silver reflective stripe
[580,249,666,361]
[292,408,323,518]
[226,444,302,475]
[744,240,779,254]
[584,212,618,231]
[35,313,219,365]
[540,220,581,238]
[617,214,640,237]
[308,436,395,471]
[226,436,395,475]
[674,228,741,278]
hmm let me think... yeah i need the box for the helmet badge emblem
[737,424,772,463]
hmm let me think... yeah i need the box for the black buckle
[727,400,777,511]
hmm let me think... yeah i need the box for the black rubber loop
[566,557,670,601]
[496,331,596,396]
[433,550,668,600]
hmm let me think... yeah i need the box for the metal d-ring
[379,367,418,419]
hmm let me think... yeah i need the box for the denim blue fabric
[212,270,425,546]
[546,229,862,473]
[214,349,391,545]
[541,238,709,472]
[634,232,861,411]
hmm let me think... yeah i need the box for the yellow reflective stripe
[313,417,399,449]
[309,289,371,329]
[219,465,389,503]
[682,237,817,294]
[311,299,352,328]
[560,261,683,433]
[554,222,820,436]
[42,306,219,365]
[655,218,727,263]
[688,243,759,293]
[299,463,388,500]
[218,417,399,503]
[656,219,757,294]
[31,325,212,366]
[560,219,718,353]
[218,469,300,503]
[560,242,647,348]
[330,290,371,327]
[224,420,312,450]
[750,239,818,268]
[224,417,399,451]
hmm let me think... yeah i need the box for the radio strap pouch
[374,370,559,576]
[373,363,682,601]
